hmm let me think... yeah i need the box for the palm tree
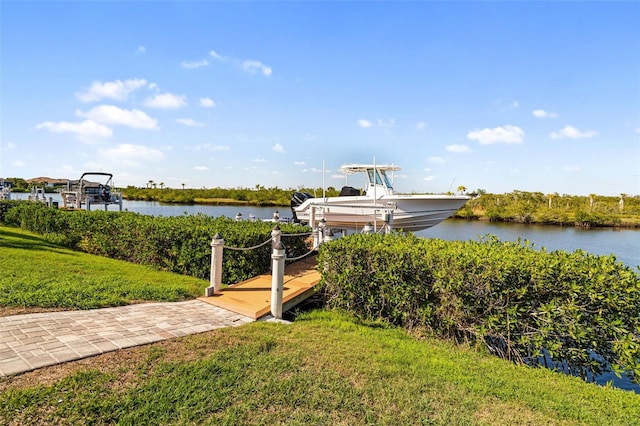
[181,183,185,190]
[147,180,154,189]
[159,182,165,190]
[456,185,467,195]
[589,193,596,212]
[546,193,555,209]
[620,193,627,213]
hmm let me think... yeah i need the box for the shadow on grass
[0,227,77,255]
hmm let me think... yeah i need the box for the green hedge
[1,201,310,284]
[317,233,640,384]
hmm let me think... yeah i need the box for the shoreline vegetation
[6,179,639,227]
[120,186,640,228]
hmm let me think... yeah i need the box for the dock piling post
[271,241,286,319]
[206,233,224,297]
[271,224,281,249]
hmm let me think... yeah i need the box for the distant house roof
[26,177,70,185]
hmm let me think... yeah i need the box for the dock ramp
[199,256,320,319]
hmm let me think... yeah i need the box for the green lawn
[0,226,208,310]
[1,225,639,425]
[1,311,639,425]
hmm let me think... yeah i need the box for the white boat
[0,178,11,200]
[60,172,123,211]
[290,164,470,232]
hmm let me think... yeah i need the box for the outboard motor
[339,186,361,196]
[290,192,314,223]
[100,185,111,202]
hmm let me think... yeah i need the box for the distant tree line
[4,178,639,227]
[454,190,640,227]
[121,185,341,206]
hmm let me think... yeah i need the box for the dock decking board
[198,256,320,319]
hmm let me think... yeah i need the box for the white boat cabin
[340,164,401,197]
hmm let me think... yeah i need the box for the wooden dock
[198,256,321,319]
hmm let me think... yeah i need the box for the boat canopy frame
[340,164,400,193]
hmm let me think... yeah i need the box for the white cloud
[194,166,210,171]
[635,127,640,134]
[532,109,558,118]
[181,59,209,69]
[177,118,206,127]
[242,60,272,77]
[143,93,187,109]
[423,175,435,181]
[377,118,395,128]
[195,144,230,152]
[98,144,164,166]
[550,125,598,140]
[7,142,16,149]
[36,119,112,141]
[208,50,273,78]
[467,125,524,144]
[76,78,148,103]
[210,50,225,61]
[428,156,445,164]
[137,46,146,55]
[416,122,427,129]
[445,144,472,153]
[199,97,216,108]
[294,161,306,166]
[11,160,25,167]
[357,119,372,128]
[252,158,267,163]
[77,105,158,129]
[272,143,285,153]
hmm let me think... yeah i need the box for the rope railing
[222,237,272,251]
[221,231,313,252]
[205,225,328,319]
[285,244,320,262]
[281,231,313,238]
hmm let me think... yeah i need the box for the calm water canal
[114,199,639,268]
[16,193,638,267]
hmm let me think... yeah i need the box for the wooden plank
[198,257,320,319]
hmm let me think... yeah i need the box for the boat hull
[293,195,470,232]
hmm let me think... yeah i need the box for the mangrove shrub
[1,201,310,284]
[317,233,640,384]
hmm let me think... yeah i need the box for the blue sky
[1,1,639,196]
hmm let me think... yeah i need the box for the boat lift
[59,172,123,211]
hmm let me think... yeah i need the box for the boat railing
[309,201,397,233]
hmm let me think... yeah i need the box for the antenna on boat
[448,177,456,193]
[322,160,326,201]
[373,156,377,231]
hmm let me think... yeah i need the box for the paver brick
[0,301,254,377]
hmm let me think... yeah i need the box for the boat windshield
[367,168,394,190]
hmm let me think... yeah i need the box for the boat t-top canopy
[340,164,401,174]
[80,172,114,180]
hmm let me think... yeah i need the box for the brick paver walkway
[0,300,253,377]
